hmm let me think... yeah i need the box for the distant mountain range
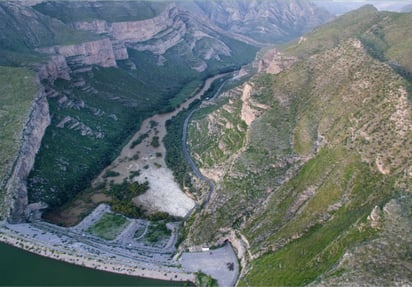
[314,0,412,14]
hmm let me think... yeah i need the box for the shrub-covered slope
[185,7,411,286]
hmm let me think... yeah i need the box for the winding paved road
[181,75,234,206]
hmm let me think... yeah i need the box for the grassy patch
[0,67,37,179]
[87,213,129,240]
[143,221,172,243]
[240,146,394,286]
[195,272,218,287]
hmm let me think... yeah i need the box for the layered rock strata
[38,38,117,74]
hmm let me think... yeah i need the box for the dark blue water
[0,242,190,286]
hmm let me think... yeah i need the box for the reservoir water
[0,242,188,286]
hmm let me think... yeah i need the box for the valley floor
[0,70,250,286]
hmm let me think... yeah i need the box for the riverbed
[93,72,232,217]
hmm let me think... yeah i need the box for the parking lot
[180,243,239,287]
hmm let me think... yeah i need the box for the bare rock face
[6,87,50,223]
[72,5,233,72]
[112,41,128,61]
[257,48,298,75]
[112,6,176,43]
[37,55,71,81]
[39,38,117,72]
[71,5,179,59]
[73,5,177,43]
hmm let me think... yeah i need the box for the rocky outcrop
[37,55,71,81]
[56,116,104,139]
[6,87,50,223]
[72,5,233,71]
[73,5,177,43]
[72,5,180,58]
[257,48,298,74]
[39,38,117,73]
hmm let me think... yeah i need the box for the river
[0,242,189,286]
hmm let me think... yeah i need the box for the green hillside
[286,5,412,80]
[185,7,412,286]
[33,1,168,23]
[0,2,100,52]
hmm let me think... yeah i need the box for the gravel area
[133,167,196,217]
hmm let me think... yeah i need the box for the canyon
[0,1,411,287]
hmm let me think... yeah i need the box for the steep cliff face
[37,55,71,81]
[6,88,50,223]
[38,38,117,73]
[71,5,235,72]
[67,1,332,72]
[73,5,176,43]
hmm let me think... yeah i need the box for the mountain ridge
[184,6,411,286]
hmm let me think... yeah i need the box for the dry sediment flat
[93,74,227,217]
